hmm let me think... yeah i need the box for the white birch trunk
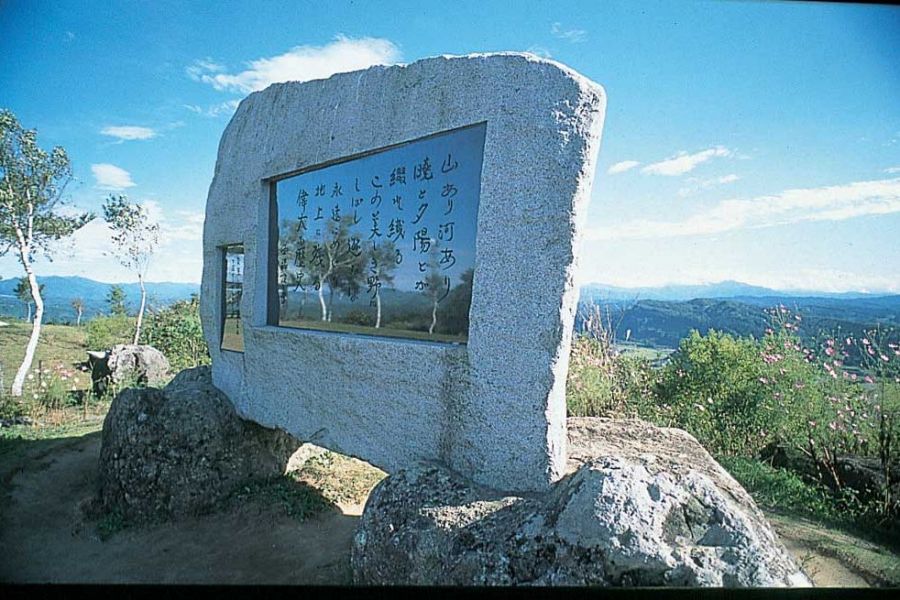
[375,289,382,328]
[133,274,146,345]
[11,259,44,397]
[318,277,327,320]
[429,299,438,335]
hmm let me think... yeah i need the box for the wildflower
[851,373,858,381]
[825,347,835,356]
[880,354,890,362]
[71,385,77,391]
[826,339,835,347]
[862,338,870,346]
[40,382,47,389]
[864,375,875,384]
[758,377,769,384]
[808,420,817,427]
[27,373,34,380]
[845,338,853,346]
[32,393,38,399]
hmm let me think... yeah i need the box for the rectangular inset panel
[273,122,485,344]
[221,244,245,352]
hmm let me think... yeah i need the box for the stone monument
[201,52,606,492]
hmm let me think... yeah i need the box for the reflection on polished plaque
[273,123,485,344]
[221,244,244,352]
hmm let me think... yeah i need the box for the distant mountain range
[582,280,883,302]
[1,276,897,350]
[0,276,199,324]
[579,282,900,350]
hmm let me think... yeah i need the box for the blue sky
[1,0,898,292]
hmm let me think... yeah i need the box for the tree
[71,296,84,326]
[305,215,364,321]
[0,109,91,396]
[102,195,159,344]
[437,267,474,335]
[364,240,398,328]
[419,247,447,335]
[107,284,127,316]
[14,277,44,322]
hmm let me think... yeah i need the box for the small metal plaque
[273,123,485,343]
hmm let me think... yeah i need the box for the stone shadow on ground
[0,429,362,584]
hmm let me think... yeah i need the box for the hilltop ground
[0,320,898,585]
[2,418,897,585]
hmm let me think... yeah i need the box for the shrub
[143,296,209,371]
[654,329,782,456]
[85,315,134,351]
[567,336,656,418]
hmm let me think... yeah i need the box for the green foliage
[106,285,127,317]
[101,195,159,276]
[655,329,786,456]
[95,507,126,541]
[0,108,92,262]
[225,476,333,522]
[143,296,210,371]
[85,314,134,351]
[567,336,656,418]
[718,456,850,523]
[436,268,474,336]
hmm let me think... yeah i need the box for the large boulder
[88,344,170,395]
[97,366,301,523]
[351,417,810,587]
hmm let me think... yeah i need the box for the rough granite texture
[350,417,812,587]
[89,344,170,396]
[96,367,301,523]
[201,53,607,492]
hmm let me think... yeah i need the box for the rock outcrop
[89,344,170,395]
[97,366,301,523]
[351,417,810,587]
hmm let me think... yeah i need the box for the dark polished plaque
[273,123,485,343]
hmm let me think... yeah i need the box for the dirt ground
[0,429,888,586]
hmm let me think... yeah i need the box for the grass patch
[224,476,334,522]
[95,507,126,541]
[717,456,846,523]
[292,450,387,507]
[0,321,89,388]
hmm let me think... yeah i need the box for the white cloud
[550,22,587,43]
[677,173,741,197]
[188,36,402,94]
[885,166,900,174]
[587,177,900,241]
[641,146,733,176]
[184,99,241,118]
[100,125,157,141]
[1,201,206,283]
[91,163,135,190]
[607,160,641,175]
